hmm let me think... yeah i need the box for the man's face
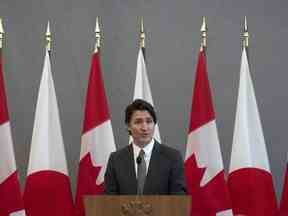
[128,110,155,147]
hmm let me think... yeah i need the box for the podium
[84,195,191,216]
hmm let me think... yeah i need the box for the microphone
[136,156,142,164]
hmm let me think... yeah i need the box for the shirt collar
[133,139,155,158]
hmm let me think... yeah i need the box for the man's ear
[126,126,132,135]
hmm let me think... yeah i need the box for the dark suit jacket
[104,141,187,195]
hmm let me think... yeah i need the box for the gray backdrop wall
[0,0,287,200]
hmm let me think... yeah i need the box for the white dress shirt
[132,139,155,177]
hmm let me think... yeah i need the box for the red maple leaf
[185,154,231,216]
[74,153,104,216]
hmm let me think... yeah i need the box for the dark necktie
[137,149,146,194]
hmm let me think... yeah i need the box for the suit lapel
[144,141,161,194]
[126,144,137,194]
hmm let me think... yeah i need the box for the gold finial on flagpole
[94,16,101,53]
[200,16,207,50]
[139,16,145,48]
[0,18,4,49]
[243,16,249,48]
[46,21,51,51]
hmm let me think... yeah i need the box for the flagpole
[0,18,4,51]
[243,16,249,49]
[139,16,146,59]
[46,21,51,55]
[200,16,207,52]
[242,16,249,61]
[94,16,101,53]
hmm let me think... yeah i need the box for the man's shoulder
[156,142,182,160]
[110,144,131,158]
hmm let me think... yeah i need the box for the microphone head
[136,156,142,164]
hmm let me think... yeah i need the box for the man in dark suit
[104,99,186,195]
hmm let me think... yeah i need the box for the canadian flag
[23,49,74,216]
[184,49,233,216]
[0,51,26,216]
[74,50,116,216]
[133,48,161,142]
[280,163,288,215]
[228,48,278,216]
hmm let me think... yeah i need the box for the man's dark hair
[125,99,157,125]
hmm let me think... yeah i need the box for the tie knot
[139,149,145,158]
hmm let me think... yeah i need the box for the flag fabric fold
[280,164,288,216]
[23,50,73,216]
[74,51,116,216]
[0,51,26,216]
[228,48,278,216]
[184,49,233,216]
[133,48,161,142]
